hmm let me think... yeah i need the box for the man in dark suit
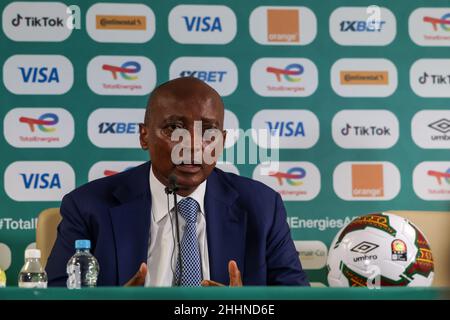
[46,77,309,287]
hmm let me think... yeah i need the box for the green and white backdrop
[1,0,449,286]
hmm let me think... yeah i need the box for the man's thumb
[228,260,243,286]
[125,263,147,286]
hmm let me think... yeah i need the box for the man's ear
[139,123,150,150]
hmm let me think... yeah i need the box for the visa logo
[98,122,138,134]
[20,173,61,189]
[266,121,305,137]
[19,67,60,83]
[183,16,222,32]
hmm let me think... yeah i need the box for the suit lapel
[109,162,151,285]
[205,169,247,285]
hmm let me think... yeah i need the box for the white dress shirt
[145,166,210,286]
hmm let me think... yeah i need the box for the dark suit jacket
[46,162,309,286]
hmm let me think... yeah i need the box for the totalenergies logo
[423,13,450,31]
[102,61,141,80]
[269,167,306,186]
[19,113,58,133]
[427,168,450,185]
[266,63,303,82]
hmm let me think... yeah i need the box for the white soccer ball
[327,212,434,287]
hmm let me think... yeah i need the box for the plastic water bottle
[66,240,99,289]
[18,249,48,288]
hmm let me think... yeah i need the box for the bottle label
[18,282,47,288]
[67,264,81,289]
[0,270,6,287]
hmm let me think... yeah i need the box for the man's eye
[203,126,217,132]
[162,123,183,136]
[166,123,183,130]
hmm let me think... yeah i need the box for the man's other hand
[201,260,243,287]
[124,262,147,286]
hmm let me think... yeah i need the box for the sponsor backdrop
[1,0,449,286]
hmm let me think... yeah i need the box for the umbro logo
[428,118,450,134]
[350,241,379,254]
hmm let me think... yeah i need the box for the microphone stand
[165,176,182,286]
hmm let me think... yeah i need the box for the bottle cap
[25,249,41,259]
[75,239,91,250]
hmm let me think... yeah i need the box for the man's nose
[188,128,203,164]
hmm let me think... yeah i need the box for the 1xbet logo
[340,20,386,32]
[98,122,139,134]
[179,70,227,83]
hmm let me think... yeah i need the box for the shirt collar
[149,165,206,223]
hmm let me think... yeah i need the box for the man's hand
[201,260,243,287]
[124,262,148,286]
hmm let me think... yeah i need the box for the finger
[201,279,225,287]
[124,263,147,286]
[228,260,243,286]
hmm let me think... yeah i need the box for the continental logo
[86,3,155,43]
[96,15,146,30]
[340,71,389,85]
[335,213,397,247]
[331,58,397,97]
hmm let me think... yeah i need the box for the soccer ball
[327,212,434,287]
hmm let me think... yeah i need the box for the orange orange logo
[352,164,384,197]
[267,9,299,43]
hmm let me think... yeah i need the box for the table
[0,287,449,300]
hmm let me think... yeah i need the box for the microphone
[168,174,178,192]
[164,174,182,286]
[164,174,178,194]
